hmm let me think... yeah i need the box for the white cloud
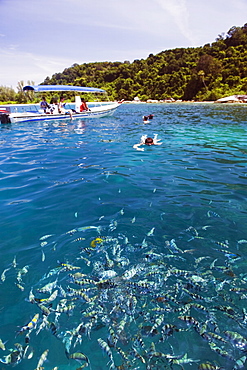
[154,0,196,45]
[0,48,75,89]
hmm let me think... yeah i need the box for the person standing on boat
[40,97,50,113]
[80,98,89,112]
[58,97,73,119]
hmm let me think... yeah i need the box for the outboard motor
[0,113,11,124]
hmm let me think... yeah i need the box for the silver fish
[147,227,155,236]
[1,267,11,282]
[0,338,6,351]
[39,234,53,240]
[35,349,49,369]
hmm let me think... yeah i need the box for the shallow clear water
[0,103,247,370]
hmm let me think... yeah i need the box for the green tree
[0,86,16,103]
[17,80,35,103]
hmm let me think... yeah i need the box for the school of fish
[1,211,247,370]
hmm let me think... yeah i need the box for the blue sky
[1,0,247,89]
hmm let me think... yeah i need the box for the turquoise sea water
[0,103,247,370]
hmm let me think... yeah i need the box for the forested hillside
[42,24,247,102]
[1,24,247,103]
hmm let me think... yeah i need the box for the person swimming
[133,134,162,151]
[145,137,155,145]
[143,114,154,123]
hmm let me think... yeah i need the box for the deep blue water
[0,103,247,370]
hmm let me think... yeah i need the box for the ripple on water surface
[0,103,247,369]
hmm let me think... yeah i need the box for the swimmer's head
[145,137,154,145]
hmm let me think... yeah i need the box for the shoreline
[123,100,247,104]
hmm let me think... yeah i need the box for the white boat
[0,85,123,124]
[215,94,247,103]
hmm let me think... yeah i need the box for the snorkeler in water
[133,134,162,151]
[143,114,154,124]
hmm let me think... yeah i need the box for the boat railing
[26,105,42,114]
[4,104,41,114]
[1,101,115,115]
[88,102,112,108]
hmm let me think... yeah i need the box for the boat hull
[1,102,120,124]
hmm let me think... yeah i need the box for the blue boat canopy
[23,85,106,93]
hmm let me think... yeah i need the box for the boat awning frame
[23,85,106,94]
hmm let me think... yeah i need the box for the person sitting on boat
[40,97,50,113]
[80,98,89,112]
[58,97,73,119]
[49,97,58,114]
[133,134,162,151]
